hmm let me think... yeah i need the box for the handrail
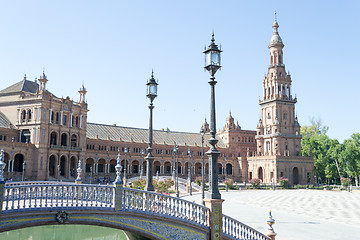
[2,183,114,212]
[123,187,209,227]
[223,214,270,240]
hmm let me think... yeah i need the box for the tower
[257,15,301,157]
[38,71,48,95]
[78,84,87,104]
[247,14,313,186]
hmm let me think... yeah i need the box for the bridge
[0,181,271,240]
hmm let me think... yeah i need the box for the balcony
[49,145,82,151]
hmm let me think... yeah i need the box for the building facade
[0,18,313,185]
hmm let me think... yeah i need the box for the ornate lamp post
[90,166,93,184]
[140,149,145,179]
[124,147,128,185]
[173,144,179,197]
[145,70,158,191]
[200,127,205,203]
[188,148,192,196]
[225,157,228,192]
[22,161,27,181]
[204,33,222,199]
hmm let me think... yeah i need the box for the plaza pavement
[182,189,360,240]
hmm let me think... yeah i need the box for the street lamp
[145,70,158,191]
[57,164,60,182]
[346,161,351,192]
[90,166,93,184]
[124,147,128,185]
[173,144,179,197]
[140,149,145,179]
[200,127,205,203]
[188,148,192,196]
[204,33,222,199]
[225,157,228,192]
[22,161,27,181]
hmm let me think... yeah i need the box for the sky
[0,1,359,143]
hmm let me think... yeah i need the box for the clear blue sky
[0,1,359,143]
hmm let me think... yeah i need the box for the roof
[86,123,226,148]
[0,79,39,95]
[0,111,14,129]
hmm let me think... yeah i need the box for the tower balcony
[268,63,285,68]
[259,94,297,104]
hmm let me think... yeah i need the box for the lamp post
[145,70,158,192]
[22,161,27,181]
[124,147,128,185]
[188,148,192,196]
[204,33,222,199]
[90,166,93,184]
[225,157,228,192]
[173,144,179,197]
[200,127,205,203]
[346,161,350,192]
[140,149,145,179]
[57,164,61,182]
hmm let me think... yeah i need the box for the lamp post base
[204,198,224,240]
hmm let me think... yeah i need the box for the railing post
[114,182,123,211]
[266,210,276,240]
[204,198,224,240]
[0,149,6,214]
[114,152,123,211]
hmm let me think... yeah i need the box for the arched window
[49,155,56,177]
[71,134,77,147]
[75,116,79,127]
[21,129,31,143]
[22,110,26,122]
[55,112,60,124]
[27,109,32,121]
[14,154,24,172]
[61,133,67,146]
[50,132,57,145]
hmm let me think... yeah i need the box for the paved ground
[182,189,360,240]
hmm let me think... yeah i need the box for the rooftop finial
[274,10,277,22]
[151,69,154,78]
[211,31,215,42]
[24,74,27,80]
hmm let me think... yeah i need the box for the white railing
[123,188,209,227]
[5,181,75,187]
[223,215,270,240]
[2,183,114,212]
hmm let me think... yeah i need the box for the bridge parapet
[123,187,209,227]
[0,182,272,240]
[2,183,114,213]
[223,214,270,240]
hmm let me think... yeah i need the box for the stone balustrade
[223,214,270,240]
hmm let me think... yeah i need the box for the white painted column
[11,160,15,172]
[49,109,53,123]
[60,111,63,125]
[70,113,73,127]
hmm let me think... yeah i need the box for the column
[49,109,53,124]
[80,115,82,128]
[60,111,63,125]
[70,113,73,127]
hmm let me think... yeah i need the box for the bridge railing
[2,183,114,212]
[122,187,209,227]
[223,214,270,240]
